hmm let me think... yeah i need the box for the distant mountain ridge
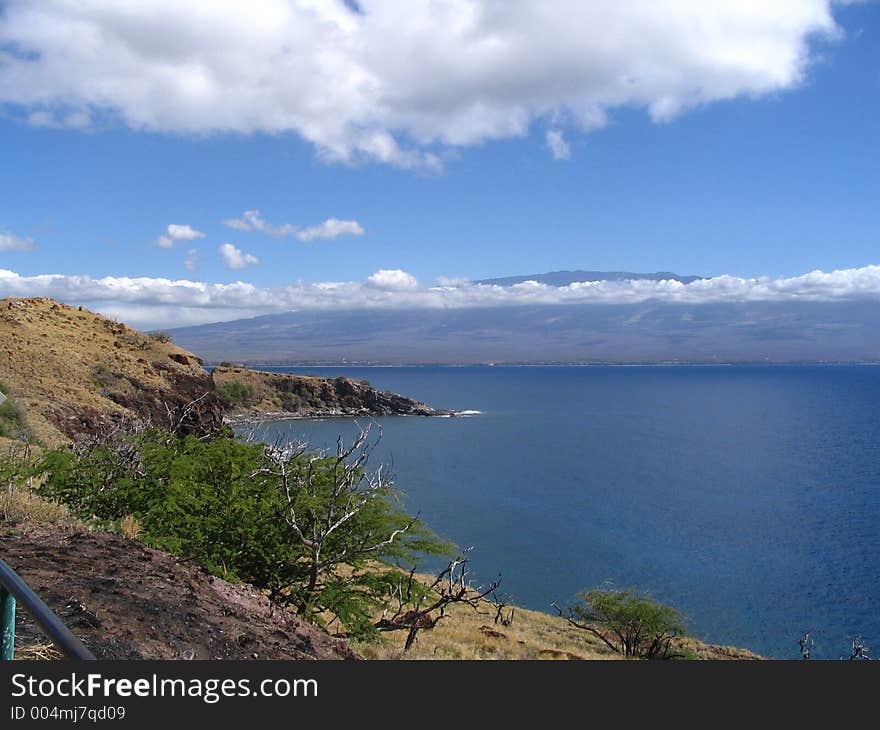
[168,300,880,365]
[476,270,704,287]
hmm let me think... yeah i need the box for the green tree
[556,588,686,659]
[36,426,450,639]
[215,381,255,409]
[255,427,451,634]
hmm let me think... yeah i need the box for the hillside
[0,298,453,446]
[2,522,355,660]
[0,298,222,446]
[213,366,452,421]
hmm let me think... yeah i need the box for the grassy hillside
[0,298,222,446]
[357,590,761,660]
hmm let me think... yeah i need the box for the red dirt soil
[1,524,356,660]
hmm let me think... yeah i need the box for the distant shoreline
[209,361,880,369]
[225,410,475,426]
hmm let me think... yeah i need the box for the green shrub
[36,428,450,638]
[215,381,255,410]
[563,588,686,659]
[0,382,28,439]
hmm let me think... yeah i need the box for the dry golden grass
[0,297,210,447]
[349,567,762,661]
[0,440,73,526]
[356,597,623,660]
[118,514,143,541]
[0,487,73,526]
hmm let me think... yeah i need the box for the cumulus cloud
[0,230,36,251]
[223,210,298,237]
[546,129,571,160]
[366,269,419,291]
[155,223,206,249]
[223,210,364,241]
[167,224,205,241]
[0,1,841,167]
[297,218,365,241]
[4,265,880,328]
[218,243,259,270]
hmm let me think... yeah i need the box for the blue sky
[0,1,878,326]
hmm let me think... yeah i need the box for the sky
[1,0,879,328]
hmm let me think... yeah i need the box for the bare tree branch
[377,551,502,651]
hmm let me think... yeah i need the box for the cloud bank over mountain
[2,265,880,329]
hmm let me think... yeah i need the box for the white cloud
[155,223,205,248]
[297,218,365,241]
[6,264,880,328]
[184,248,199,271]
[0,1,841,167]
[223,210,299,237]
[366,269,419,291]
[0,230,36,251]
[218,243,259,270]
[546,129,571,160]
[223,210,364,241]
[167,224,205,241]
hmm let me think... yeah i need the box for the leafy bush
[36,428,450,638]
[0,383,28,439]
[215,381,255,410]
[562,588,685,659]
[150,330,173,343]
[1,442,70,525]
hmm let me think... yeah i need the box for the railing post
[1,587,15,660]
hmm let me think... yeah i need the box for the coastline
[214,361,880,369]
[224,409,473,426]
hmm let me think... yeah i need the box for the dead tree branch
[377,550,502,651]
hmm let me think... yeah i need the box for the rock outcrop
[212,366,452,420]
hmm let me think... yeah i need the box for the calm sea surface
[239,365,880,659]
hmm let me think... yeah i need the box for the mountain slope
[168,301,880,365]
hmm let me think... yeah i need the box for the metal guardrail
[0,558,95,660]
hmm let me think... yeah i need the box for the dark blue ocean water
[241,365,880,659]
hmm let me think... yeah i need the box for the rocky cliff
[212,366,452,421]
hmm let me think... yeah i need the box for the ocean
[238,365,880,659]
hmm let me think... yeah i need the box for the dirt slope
[2,523,356,660]
[0,298,223,446]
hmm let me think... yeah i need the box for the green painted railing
[1,586,14,660]
[0,558,95,660]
